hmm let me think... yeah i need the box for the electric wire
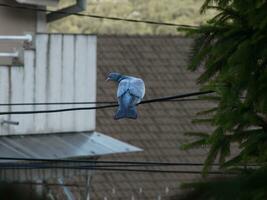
[0,160,212,167]
[0,104,115,115]
[0,163,193,168]
[0,3,198,28]
[9,182,85,187]
[0,157,258,167]
[0,101,116,106]
[0,163,231,175]
[0,98,209,107]
[0,156,212,165]
[0,91,214,115]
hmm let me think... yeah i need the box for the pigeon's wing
[128,78,145,99]
[117,79,130,97]
[117,77,145,99]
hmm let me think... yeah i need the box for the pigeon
[106,72,145,120]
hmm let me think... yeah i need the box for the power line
[0,98,209,107]
[0,101,116,106]
[0,157,255,175]
[0,163,231,175]
[0,91,214,115]
[1,163,197,168]
[0,156,209,166]
[9,181,85,188]
[0,160,210,167]
[0,3,198,28]
[0,157,258,167]
[139,91,213,105]
[0,104,115,115]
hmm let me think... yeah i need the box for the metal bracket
[0,34,32,42]
[0,34,34,50]
[0,49,24,66]
[1,120,20,126]
[0,33,33,65]
[47,0,87,22]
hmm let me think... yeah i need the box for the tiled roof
[92,35,214,199]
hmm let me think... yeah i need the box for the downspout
[47,0,87,22]
[58,178,76,200]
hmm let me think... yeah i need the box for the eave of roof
[0,131,142,160]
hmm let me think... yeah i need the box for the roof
[0,131,142,181]
[91,35,214,199]
[0,131,142,160]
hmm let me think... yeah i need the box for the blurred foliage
[176,0,267,199]
[48,0,216,34]
[171,166,267,200]
[0,182,48,200]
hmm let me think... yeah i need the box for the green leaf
[180,139,208,150]
[184,131,210,138]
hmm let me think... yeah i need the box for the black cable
[0,162,207,168]
[0,98,208,107]
[0,162,204,168]
[0,101,116,106]
[0,91,214,115]
[0,157,210,166]
[0,157,258,167]
[0,164,231,175]
[138,91,213,105]
[0,3,198,28]
[9,182,84,187]
[0,104,116,115]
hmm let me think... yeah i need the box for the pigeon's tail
[127,106,138,119]
[114,106,137,120]
[114,93,138,120]
[114,108,127,120]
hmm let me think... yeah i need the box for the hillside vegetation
[49,0,216,34]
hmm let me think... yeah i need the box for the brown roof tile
[92,35,214,199]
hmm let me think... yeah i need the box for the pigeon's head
[106,72,123,82]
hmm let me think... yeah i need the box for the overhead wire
[0,162,233,175]
[0,157,258,167]
[0,157,212,166]
[0,167,230,175]
[0,98,210,107]
[0,3,198,28]
[9,181,85,187]
[0,101,116,106]
[0,163,199,168]
[0,104,115,115]
[0,91,214,115]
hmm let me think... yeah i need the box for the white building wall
[0,33,97,135]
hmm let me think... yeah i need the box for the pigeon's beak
[106,77,111,81]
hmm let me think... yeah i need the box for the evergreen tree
[177,0,267,199]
